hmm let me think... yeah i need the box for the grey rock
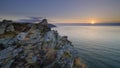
[0,19,86,68]
[56,50,64,60]
[40,19,48,25]
[32,56,37,63]
[16,32,27,41]
[0,46,16,60]
[0,25,5,34]
[44,30,58,48]
[12,48,23,56]
[5,25,15,32]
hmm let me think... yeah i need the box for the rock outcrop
[0,19,86,68]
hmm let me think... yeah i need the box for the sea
[53,25,120,68]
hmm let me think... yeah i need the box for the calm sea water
[53,26,120,68]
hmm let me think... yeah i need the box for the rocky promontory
[0,19,86,68]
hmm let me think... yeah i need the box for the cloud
[29,17,43,20]
[18,17,43,23]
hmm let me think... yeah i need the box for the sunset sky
[0,0,120,23]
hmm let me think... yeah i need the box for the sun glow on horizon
[91,20,95,24]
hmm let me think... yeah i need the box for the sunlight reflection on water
[53,26,120,68]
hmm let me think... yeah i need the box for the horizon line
[54,23,120,26]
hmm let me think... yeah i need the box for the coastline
[0,19,86,68]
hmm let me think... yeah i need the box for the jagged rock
[44,30,58,48]
[40,19,48,25]
[0,20,13,34]
[0,47,23,68]
[5,24,15,32]
[0,19,86,68]
[62,36,68,41]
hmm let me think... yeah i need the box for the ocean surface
[53,25,120,68]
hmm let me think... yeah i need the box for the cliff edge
[0,19,86,68]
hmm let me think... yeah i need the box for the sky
[0,0,120,23]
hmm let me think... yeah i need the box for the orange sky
[50,18,120,23]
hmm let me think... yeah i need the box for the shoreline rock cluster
[0,19,86,68]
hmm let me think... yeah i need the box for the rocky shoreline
[0,19,86,68]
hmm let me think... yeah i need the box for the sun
[91,20,95,24]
